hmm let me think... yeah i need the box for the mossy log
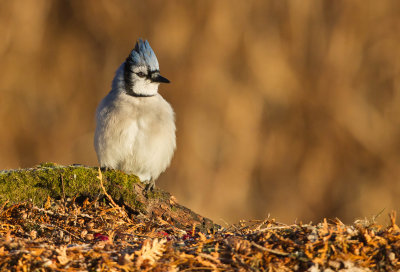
[0,163,215,231]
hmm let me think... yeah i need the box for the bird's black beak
[151,73,170,84]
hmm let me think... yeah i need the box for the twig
[372,208,386,222]
[181,267,216,271]
[254,225,297,233]
[32,206,55,216]
[250,241,289,256]
[197,253,221,264]
[0,200,9,215]
[97,168,119,208]
[97,168,131,222]
[61,174,65,203]
[40,223,84,242]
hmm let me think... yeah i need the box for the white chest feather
[94,91,176,182]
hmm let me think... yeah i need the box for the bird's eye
[136,72,146,78]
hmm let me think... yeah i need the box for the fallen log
[0,163,216,232]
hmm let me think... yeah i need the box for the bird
[94,39,176,190]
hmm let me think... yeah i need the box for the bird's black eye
[136,72,146,78]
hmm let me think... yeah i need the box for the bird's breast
[130,100,176,175]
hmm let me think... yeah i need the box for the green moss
[0,164,141,210]
[101,169,145,212]
[146,189,164,199]
[0,163,218,233]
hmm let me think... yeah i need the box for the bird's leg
[145,179,155,192]
[100,166,111,172]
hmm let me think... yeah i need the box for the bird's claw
[100,166,111,172]
[145,180,155,192]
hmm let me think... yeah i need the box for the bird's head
[124,39,170,97]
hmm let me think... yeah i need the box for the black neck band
[126,91,156,98]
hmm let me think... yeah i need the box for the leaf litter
[0,196,400,271]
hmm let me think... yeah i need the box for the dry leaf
[136,238,167,268]
[56,246,69,266]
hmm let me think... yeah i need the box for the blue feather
[128,39,159,71]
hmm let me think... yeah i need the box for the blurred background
[1,0,400,225]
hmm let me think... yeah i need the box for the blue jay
[94,39,176,190]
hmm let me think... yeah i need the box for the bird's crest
[128,39,159,71]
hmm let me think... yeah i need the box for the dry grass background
[1,0,400,225]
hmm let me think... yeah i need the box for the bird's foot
[144,180,155,192]
[100,166,111,172]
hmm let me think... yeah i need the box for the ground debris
[0,198,399,271]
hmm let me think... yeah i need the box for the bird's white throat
[130,79,159,97]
